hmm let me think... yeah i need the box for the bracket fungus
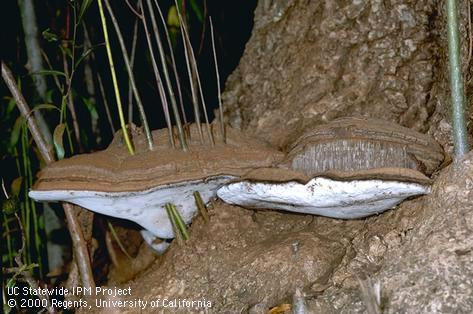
[29,124,283,251]
[217,117,444,219]
[284,117,444,176]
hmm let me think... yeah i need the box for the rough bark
[80,1,473,313]
[222,0,471,154]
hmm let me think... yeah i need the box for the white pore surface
[217,177,430,219]
[29,176,236,239]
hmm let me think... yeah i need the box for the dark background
[3,0,257,143]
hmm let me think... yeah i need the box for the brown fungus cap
[285,117,445,176]
[32,124,284,193]
[240,167,432,186]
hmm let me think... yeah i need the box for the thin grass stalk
[82,24,101,143]
[182,33,203,141]
[59,92,75,155]
[21,127,31,266]
[179,13,214,145]
[197,0,208,56]
[62,53,83,152]
[193,191,209,223]
[446,0,470,157]
[82,24,116,134]
[96,73,116,133]
[146,0,187,150]
[1,180,14,267]
[210,17,226,143]
[10,212,56,314]
[30,197,42,275]
[2,71,53,163]
[37,204,46,272]
[154,0,188,126]
[107,221,132,260]
[157,82,175,146]
[40,49,62,93]
[169,203,189,240]
[175,2,204,142]
[19,123,44,274]
[63,4,84,152]
[104,0,154,150]
[3,212,14,266]
[165,203,183,245]
[19,200,26,265]
[127,19,139,124]
[27,163,43,276]
[138,0,175,148]
[97,0,134,155]
[3,57,95,290]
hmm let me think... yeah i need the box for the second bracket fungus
[285,117,444,175]
[29,124,283,251]
[217,167,431,219]
[217,117,444,219]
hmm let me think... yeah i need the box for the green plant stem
[11,212,56,314]
[139,0,175,149]
[2,67,53,163]
[26,138,43,275]
[82,25,116,134]
[62,52,82,152]
[193,191,209,223]
[146,0,187,151]
[107,221,132,260]
[2,178,14,267]
[3,211,14,266]
[165,204,183,245]
[165,203,189,241]
[104,0,154,151]
[170,204,189,240]
[59,96,75,155]
[96,72,116,133]
[127,19,139,124]
[154,0,188,126]
[21,125,32,266]
[176,2,204,143]
[446,0,470,157]
[97,0,135,155]
[210,17,226,143]
[180,23,214,145]
[2,61,95,289]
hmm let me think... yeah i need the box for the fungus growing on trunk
[29,124,283,251]
[217,167,431,219]
[285,117,444,176]
[217,117,444,218]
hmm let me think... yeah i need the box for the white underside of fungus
[217,177,430,219]
[29,175,236,251]
[28,124,283,252]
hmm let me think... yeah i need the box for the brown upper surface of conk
[32,124,284,193]
[284,117,445,176]
[240,167,432,186]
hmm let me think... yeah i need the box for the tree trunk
[222,0,471,154]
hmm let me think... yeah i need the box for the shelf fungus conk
[217,117,444,219]
[285,117,444,176]
[217,167,431,219]
[29,124,283,251]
